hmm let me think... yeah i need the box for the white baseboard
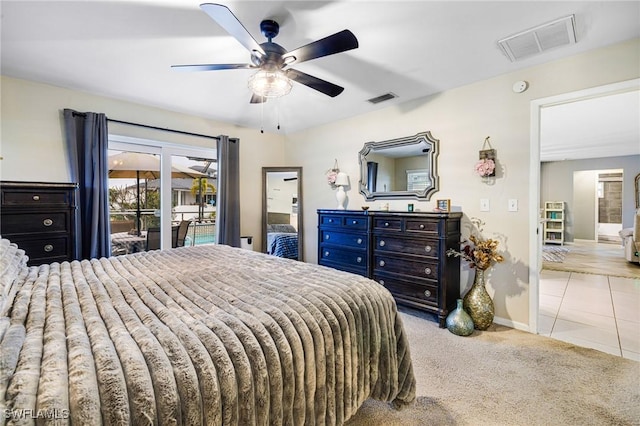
[493,316,531,332]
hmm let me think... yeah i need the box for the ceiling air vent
[367,92,397,104]
[498,15,576,62]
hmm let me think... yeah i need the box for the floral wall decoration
[326,159,340,188]
[476,136,496,179]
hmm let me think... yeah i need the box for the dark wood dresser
[318,209,462,327]
[1,181,78,266]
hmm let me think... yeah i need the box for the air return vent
[367,92,397,104]
[498,15,576,62]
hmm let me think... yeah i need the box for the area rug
[542,245,570,262]
[345,307,639,426]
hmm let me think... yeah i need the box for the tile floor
[538,269,640,361]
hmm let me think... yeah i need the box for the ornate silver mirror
[262,167,303,260]
[358,131,439,201]
[635,172,640,209]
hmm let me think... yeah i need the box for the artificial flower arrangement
[446,235,504,270]
[475,158,496,177]
[325,159,340,188]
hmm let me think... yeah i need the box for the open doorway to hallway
[529,78,639,340]
[573,169,624,244]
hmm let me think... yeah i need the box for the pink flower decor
[326,169,338,186]
[475,158,495,177]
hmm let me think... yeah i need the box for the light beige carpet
[346,307,640,426]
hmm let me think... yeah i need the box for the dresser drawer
[373,217,402,231]
[2,188,72,207]
[1,211,70,234]
[373,273,439,307]
[373,254,439,280]
[11,236,70,263]
[405,218,439,234]
[319,246,367,268]
[320,230,367,248]
[319,214,367,230]
[373,235,439,257]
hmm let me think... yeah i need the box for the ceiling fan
[172,3,359,104]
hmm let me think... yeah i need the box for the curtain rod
[71,111,220,141]
[108,118,220,141]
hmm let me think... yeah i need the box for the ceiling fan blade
[250,93,266,104]
[283,30,358,65]
[286,69,344,97]
[200,3,265,56]
[171,63,254,71]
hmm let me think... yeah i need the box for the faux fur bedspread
[0,241,415,425]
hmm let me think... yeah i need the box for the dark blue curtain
[63,109,111,259]
[216,135,241,247]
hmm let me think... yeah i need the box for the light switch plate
[480,198,490,212]
[508,199,518,212]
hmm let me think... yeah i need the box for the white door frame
[528,78,639,333]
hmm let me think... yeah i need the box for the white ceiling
[1,1,639,158]
[540,90,640,162]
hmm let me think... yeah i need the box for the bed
[266,224,299,259]
[0,237,416,425]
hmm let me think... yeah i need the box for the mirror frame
[262,167,304,260]
[358,131,440,201]
[635,172,640,209]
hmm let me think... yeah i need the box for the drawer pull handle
[352,220,357,224]
[44,244,54,252]
[424,289,432,298]
[379,279,385,286]
[33,195,40,201]
[357,238,363,244]
[324,251,330,257]
[384,222,390,227]
[379,260,385,267]
[43,218,53,227]
[328,219,334,223]
[356,256,362,263]
[424,267,432,275]
[419,224,425,229]
[325,235,330,240]
[379,240,385,247]
[425,245,432,253]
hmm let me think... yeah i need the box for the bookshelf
[543,201,565,245]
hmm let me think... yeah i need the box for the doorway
[109,135,217,252]
[529,78,639,333]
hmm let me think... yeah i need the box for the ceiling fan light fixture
[248,70,292,98]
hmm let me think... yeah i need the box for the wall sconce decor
[476,136,496,178]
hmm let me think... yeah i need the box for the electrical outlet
[480,198,490,212]
[508,199,518,212]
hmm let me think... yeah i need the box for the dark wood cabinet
[318,210,370,277]
[1,181,78,266]
[318,209,462,327]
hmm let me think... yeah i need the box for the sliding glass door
[109,136,216,253]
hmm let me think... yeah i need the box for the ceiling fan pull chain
[260,95,265,134]
[277,97,281,130]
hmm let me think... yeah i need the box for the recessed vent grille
[498,15,576,62]
[367,92,397,104]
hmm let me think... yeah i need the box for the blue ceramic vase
[446,298,474,336]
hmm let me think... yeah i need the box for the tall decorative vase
[463,269,494,330]
[446,299,474,336]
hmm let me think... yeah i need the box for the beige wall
[2,38,638,328]
[0,75,287,251]
[283,38,640,328]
